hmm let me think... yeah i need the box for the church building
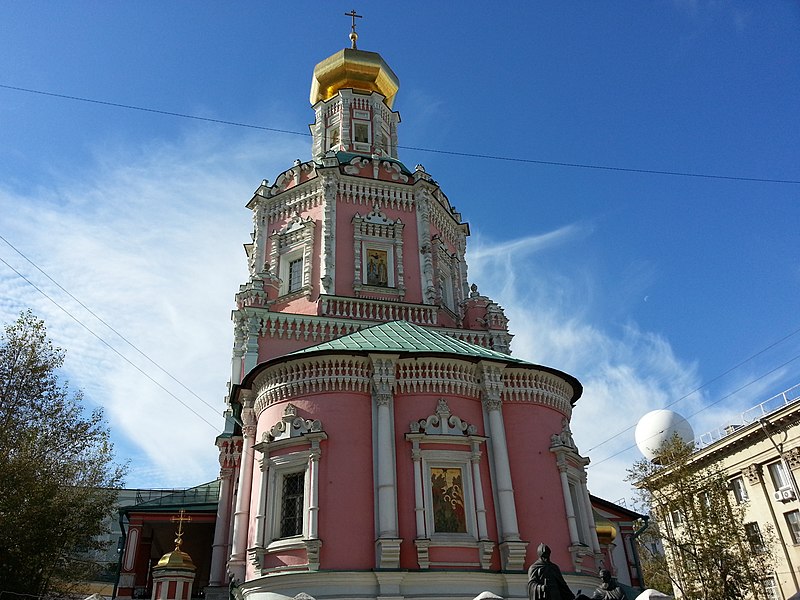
[116,21,642,600]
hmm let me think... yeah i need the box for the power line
[590,352,800,469]
[2,83,799,185]
[586,324,800,453]
[0,254,220,433]
[0,232,221,418]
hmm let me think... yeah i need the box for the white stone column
[479,361,527,571]
[580,478,601,554]
[253,455,269,548]
[370,354,401,569]
[228,403,256,583]
[471,441,489,541]
[485,403,520,540]
[308,439,321,539]
[209,463,236,586]
[558,463,581,546]
[411,442,426,538]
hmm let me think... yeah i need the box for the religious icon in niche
[354,122,369,144]
[328,126,340,150]
[366,249,389,287]
[430,467,467,533]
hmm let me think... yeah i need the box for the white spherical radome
[635,409,694,461]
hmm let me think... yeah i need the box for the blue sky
[1,2,798,502]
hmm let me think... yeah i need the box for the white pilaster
[228,402,256,583]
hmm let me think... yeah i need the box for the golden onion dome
[310,47,400,108]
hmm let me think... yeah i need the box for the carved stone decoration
[364,204,394,225]
[320,174,338,295]
[415,538,430,569]
[478,540,496,570]
[266,403,323,442]
[479,362,505,410]
[409,398,478,436]
[550,418,578,451]
[344,156,370,175]
[382,161,408,182]
[415,190,436,305]
[375,538,402,570]
[787,447,800,470]
[742,463,762,486]
[304,539,322,572]
[371,355,397,400]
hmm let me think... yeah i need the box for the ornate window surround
[405,398,494,570]
[251,404,327,573]
[270,212,315,299]
[352,205,405,299]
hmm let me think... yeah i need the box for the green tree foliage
[0,311,125,598]
[627,436,775,600]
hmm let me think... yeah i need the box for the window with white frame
[786,510,800,545]
[352,206,405,298]
[768,461,792,491]
[670,509,684,528]
[252,403,326,559]
[265,451,311,545]
[287,257,304,293]
[730,476,749,504]
[270,214,315,298]
[280,471,305,538]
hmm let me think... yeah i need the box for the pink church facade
[200,35,612,600]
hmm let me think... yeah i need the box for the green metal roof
[123,480,220,514]
[287,320,532,365]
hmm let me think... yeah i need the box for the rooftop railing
[694,382,800,449]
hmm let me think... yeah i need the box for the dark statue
[527,543,576,600]
[590,569,625,600]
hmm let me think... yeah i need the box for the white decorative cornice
[396,357,480,398]
[252,356,371,415]
[502,368,574,417]
[370,354,398,401]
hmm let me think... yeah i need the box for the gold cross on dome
[345,9,362,33]
[171,509,192,550]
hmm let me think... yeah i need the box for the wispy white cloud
[0,127,308,487]
[468,228,706,502]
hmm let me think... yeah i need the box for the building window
[670,509,684,528]
[280,471,305,538]
[744,522,765,553]
[786,510,800,545]
[768,461,792,491]
[288,257,304,292]
[762,576,780,600]
[731,476,749,504]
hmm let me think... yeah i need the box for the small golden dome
[155,548,196,571]
[310,47,400,108]
[595,519,618,545]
